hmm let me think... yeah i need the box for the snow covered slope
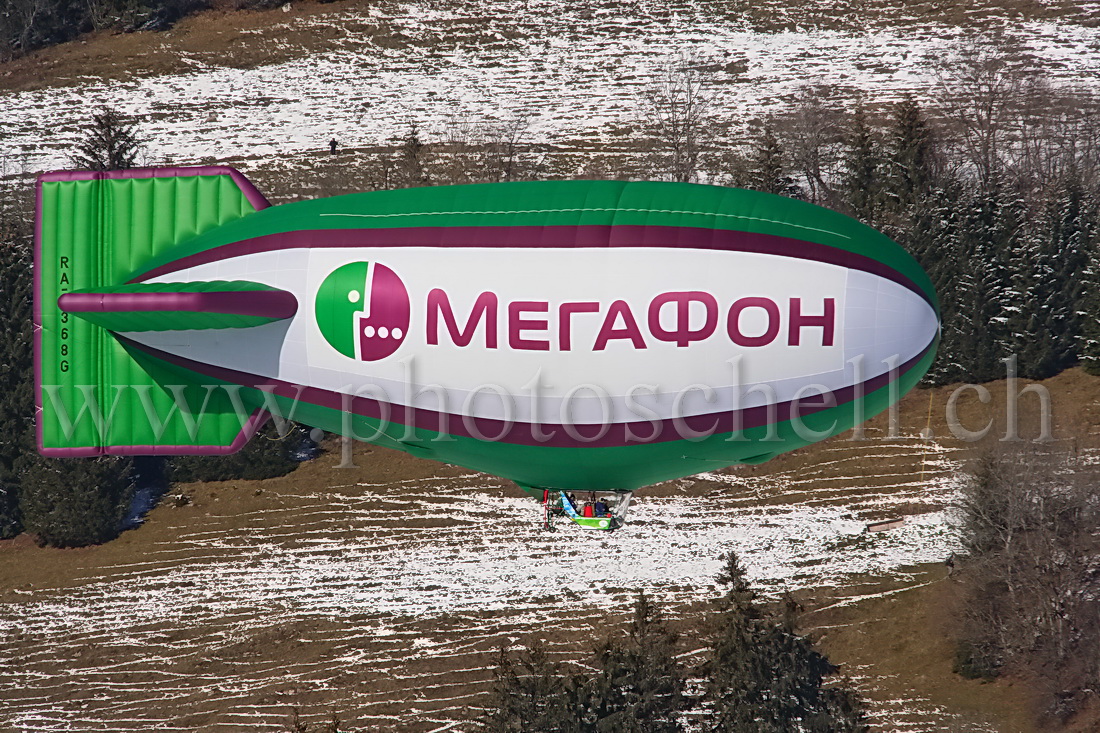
[2,2,1095,729]
[1,0,1099,175]
[0,431,967,732]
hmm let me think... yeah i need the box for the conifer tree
[0,219,32,538]
[1010,171,1095,378]
[912,173,1020,385]
[395,127,430,188]
[484,557,867,731]
[1079,234,1100,376]
[483,640,588,732]
[877,95,984,386]
[484,595,687,732]
[899,177,967,385]
[9,111,142,547]
[0,464,20,540]
[840,104,883,227]
[67,107,143,171]
[166,422,303,483]
[585,592,686,732]
[885,95,936,216]
[950,182,1020,383]
[881,95,941,270]
[18,455,134,547]
[704,552,868,732]
[748,125,800,198]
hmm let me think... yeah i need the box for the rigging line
[918,387,935,486]
[318,208,851,239]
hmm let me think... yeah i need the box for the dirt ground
[2,368,1096,731]
[808,565,1040,733]
[2,0,1096,94]
[0,0,372,93]
[3,1,1099,726]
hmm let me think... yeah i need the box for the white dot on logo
[378,326,389,338]
[364,325,375,337]
[348,289,361,303]
[392,327,403,339]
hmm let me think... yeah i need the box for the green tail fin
[35,167,273,456]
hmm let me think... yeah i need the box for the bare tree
[771,85,845,205]
[480,116,533,183]
[1,0,50,60]
[933,40,1025,189]
[431,116,538,185]
[643,55,715,183]
[954,446,1100,724]
[1015,78,1100,197]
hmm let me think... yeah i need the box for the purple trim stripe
[118,335,935,450]
[37,165,271,211]
[33,170,46,454]
[130,225,932,307]
[58,289,298,319]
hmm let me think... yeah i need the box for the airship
[35,166,939,530]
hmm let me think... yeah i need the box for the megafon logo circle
[316,261,410,361]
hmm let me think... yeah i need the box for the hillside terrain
[1,368,1095,731]
[2,1,1100,730]
[1,0,1099,188]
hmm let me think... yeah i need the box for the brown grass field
[3,2,1100,727]
[2,368,1096,731]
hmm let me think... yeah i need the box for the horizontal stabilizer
[36,166,274,455]
[59,281,297,331]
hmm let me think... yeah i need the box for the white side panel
[128,247,938,424]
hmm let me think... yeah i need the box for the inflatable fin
[59,281,297,332]
[35,167,273,456]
